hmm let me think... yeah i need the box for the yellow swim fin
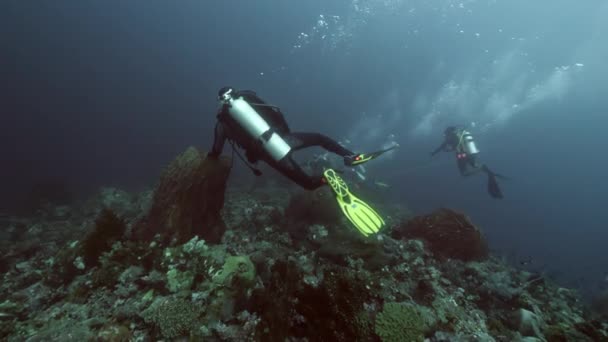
[323,169,385,236]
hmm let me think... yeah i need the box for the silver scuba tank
[222,91,292,161]
[461,130,479,154]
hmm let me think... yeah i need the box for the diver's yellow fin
[323,169,385,236]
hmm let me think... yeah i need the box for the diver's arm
[208,121,227,158]
[269,110,290,133]
[430,141,448,156]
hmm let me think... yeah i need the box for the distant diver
[431,126,506,198]
[207,86,397,236]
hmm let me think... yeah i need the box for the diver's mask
[444,126,457,137]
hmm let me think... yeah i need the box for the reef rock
[509,308,544,338]
[132,147,231,245]
[285,189,341,225]
[391,208,488,261]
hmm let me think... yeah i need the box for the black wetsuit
[431,130,480,176]
[431,128,504,198]
[208,91,353,190]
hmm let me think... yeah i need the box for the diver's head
[218,86,235,102]
[444,126,457,136]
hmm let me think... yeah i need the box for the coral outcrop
[131,147,231,245]
[375,302,426,342]
[391,208,489,261]
[0,158,606,341]
[285,189,342,226]
[82,208,126,267]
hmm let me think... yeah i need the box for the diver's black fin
[482,165,509,180]
[487,172,503,199]
[493,172,509,181]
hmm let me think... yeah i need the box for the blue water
[2,0,607,298]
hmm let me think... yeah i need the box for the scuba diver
[207,86,397,236]
[431,126,506,198]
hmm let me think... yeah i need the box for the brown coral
[391,208,488,261]
[285,188,342,225]
[82,208,126,267]
[132,147,231,245]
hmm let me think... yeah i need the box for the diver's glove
[343,154,360,166]
[344,145,399,167]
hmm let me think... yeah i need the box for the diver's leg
[284,132,354,156]
[270,155,325,190]
[457,158,468,176]
[461,155,485,177]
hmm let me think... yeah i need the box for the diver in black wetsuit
[207,87,384,190]
[431,126,506,198]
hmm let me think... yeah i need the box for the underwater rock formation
[283,188,344,243]
[285,188,342,225]
[82,208,127,267]
[249,261,375,341]
[375,302,426,342]
[391,208,489,261]
[1,176,607,341]
[131,147,231,245]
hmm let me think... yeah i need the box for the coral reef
[142,297,200,339]
[0,151,606,341]
[592,290,608,320]
[82,208,126,267]
[285,188,342,226]
[213,255,256,289]
[375,302,426,342]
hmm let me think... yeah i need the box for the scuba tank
[220,89,292,161]
[459,129,479,155]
